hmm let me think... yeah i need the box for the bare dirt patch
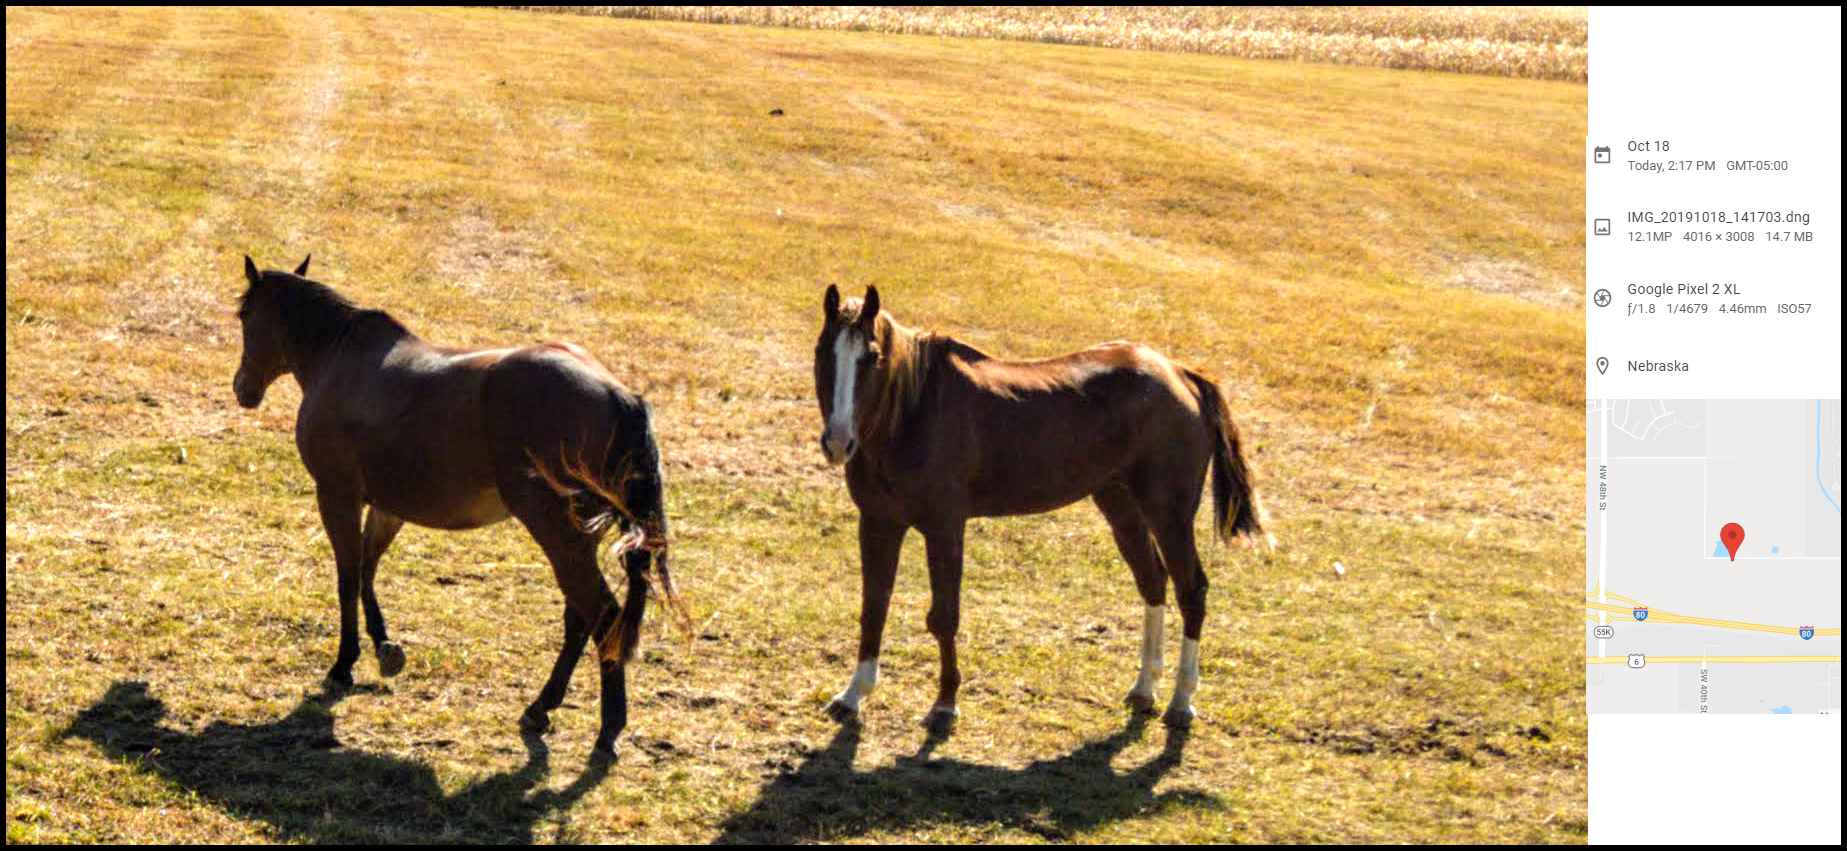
[1432,254,1578,308]
[432,213,567,301]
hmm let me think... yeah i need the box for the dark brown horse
[813,286,1267,733]
[233,255,676,758]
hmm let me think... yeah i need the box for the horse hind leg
[521,603,592,734]
[1144,493,1208,729]
[545,530,626,758]
[1093,486,1167,714]
[359,507,407,677]
[501,474,627,759]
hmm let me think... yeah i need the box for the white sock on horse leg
[1171,637,1200,709]
[834,658,879,709]
[1132,604,1163,697]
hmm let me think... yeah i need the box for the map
[1587,399,1841,713]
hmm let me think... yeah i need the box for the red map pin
[1720,523,1745,561]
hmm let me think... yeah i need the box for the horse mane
[861,312,947,442]
[858,313,1158,441]
[242,273,409,360]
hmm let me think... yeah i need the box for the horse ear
[244,255,260,286]
[294,254,311,276]
[857,286,880,331]
[823,284,839,317]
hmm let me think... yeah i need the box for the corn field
[506,6,1589,82]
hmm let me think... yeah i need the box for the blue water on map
[1771,706,1794,714]
[1713,540,1728,558]
[1772,545,1780,553]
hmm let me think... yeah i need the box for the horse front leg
[315,485,366,691]
[921,520,966,735]
[359,507,406,677]
[827,515,905,724]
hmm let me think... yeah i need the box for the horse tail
[529,393,686,666]
[1182,369,1267,547]
[599,396,691,666]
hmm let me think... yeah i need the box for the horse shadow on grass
[62,680,609,843]
[714,714,1221,843]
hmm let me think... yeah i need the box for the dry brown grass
[511,5,1590,81]
[8,6,1586,843]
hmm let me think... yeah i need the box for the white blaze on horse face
[1131,605,1164,700]
[823,327,865,462]
[832,658,879,711]
[1171,637,1201,712]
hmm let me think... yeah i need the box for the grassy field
[515,5,1590,81]
[6,6,1587,843]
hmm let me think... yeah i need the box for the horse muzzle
[232,371,263,409]
[820,430,857,465]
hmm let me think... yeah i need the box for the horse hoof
[376,641,406,678]
[1162,704,1195,729]
[589,741,619,765]
[825,697,862,725]
[323,670,354,693]
[520,705,551,734]
[922,705,959,736]
[1125,691,1158,714]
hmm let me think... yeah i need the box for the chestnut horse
[812,285,1266,733]
[232,255,675,758]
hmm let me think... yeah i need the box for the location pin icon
[1595,356,1609,375]
[1720,522,1744,561]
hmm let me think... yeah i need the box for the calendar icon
[1593,145,1611,164]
